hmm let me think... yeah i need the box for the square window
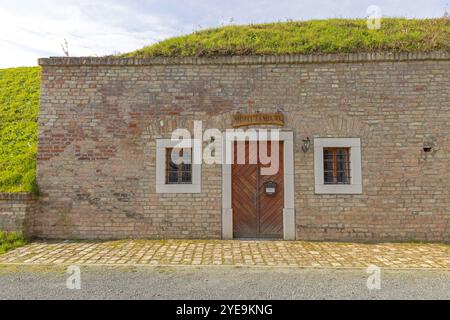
[156,139,201,193]
[166,148,193,184]
[314,138,362,194]
[323,147,350,185]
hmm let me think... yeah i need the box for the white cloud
[0,0,447,68]
[0,0,189,68]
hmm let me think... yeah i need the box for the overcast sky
[0,0,448,68]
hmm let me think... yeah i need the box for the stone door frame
[221,130,295,240]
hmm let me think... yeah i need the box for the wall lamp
[302,137,311,153]
[423,141,433,153]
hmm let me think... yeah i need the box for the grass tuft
[123,18,450,58]
[0,231,28,255]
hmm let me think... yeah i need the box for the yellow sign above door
[232,113,284,128]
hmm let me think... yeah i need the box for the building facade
[33,52,449,242]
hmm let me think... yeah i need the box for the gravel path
[0,265,449,300]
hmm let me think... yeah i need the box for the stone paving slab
[0,240,449,270]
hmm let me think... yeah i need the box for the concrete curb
[1,262,449,272]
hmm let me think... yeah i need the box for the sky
[0,0,448,68]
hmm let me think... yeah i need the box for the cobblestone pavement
[0,240,449,269]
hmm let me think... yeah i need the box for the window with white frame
[314,138,362,194]
[165,148,192,184]
[156,139,201,193]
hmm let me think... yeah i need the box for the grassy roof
[0,67,40,193]
[124,18,450,58]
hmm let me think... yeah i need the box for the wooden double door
[232,141,284,239]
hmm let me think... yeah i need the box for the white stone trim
[283,208,296,240]
[156,139,201,193]
[222,130,295,240]
[222,208,233,240]
[313,137,362,194]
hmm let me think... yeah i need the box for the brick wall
[36,52,450,241]
[0,193,37,234]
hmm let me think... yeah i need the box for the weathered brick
[26,53,450,241]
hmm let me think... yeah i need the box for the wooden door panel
[232,141,284,239]
[258,141,284,237]
[232,142,258,237]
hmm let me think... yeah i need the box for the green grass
[124,18,450,58]
[0,18,449,193]
[0,231,28,255]
[0,67,40,193]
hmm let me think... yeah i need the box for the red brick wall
[36,53,450,241]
